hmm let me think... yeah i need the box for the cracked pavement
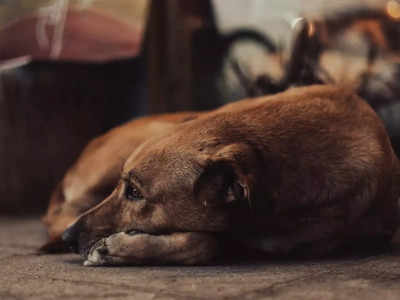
[1,217,400,299]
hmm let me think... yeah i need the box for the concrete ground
[1,217,400,300]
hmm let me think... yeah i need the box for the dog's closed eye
[125,183,143,201]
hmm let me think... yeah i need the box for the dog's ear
[194,144,251,208]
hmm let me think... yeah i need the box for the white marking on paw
[83,260,96,267]
[83,249,102,266]
[83,239,108,266]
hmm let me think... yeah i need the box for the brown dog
[57,85,399,266]
[41,111,200,251]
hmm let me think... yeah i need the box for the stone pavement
[1,217,400,300]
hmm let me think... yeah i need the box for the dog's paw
[83,232,150,266]
[83,231,219,266]
[83,237,110,266]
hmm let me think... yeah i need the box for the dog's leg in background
[84,232,219,266]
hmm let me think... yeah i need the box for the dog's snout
[62,220,82,253]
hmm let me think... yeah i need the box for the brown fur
[58,85,399,265]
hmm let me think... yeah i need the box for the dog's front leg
[83,232,219,266]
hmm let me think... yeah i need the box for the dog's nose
[62,220,82,253]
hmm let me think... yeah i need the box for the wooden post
[145,0,216,113]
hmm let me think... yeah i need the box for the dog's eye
[125,184,143,201]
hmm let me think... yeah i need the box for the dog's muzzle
[62,220,83,253]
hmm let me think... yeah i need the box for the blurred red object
[0,8,143,63]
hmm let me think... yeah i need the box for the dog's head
[62,129,259,259]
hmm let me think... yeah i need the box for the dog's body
[45,85,400,265]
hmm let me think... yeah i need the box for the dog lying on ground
[44,85,400,265]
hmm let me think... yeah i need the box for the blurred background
[0,0,399,215]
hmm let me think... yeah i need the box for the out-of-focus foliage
[0,0,149,28]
